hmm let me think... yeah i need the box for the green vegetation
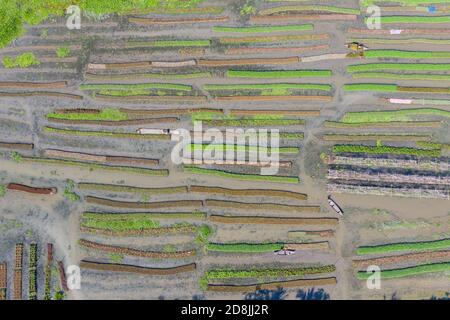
[240,3,256,16]
[204,83,332,94]
[77,183,187,195]
[0,185,5,197]
[64,179,80,202]
[226,70,331,78]
[343,84,398,92]
[332,145,441,157]
[370,16,450,24]
[348,63,450,73]
[213,24,313,33]
[260,5,360,15]
[130,40,210,47]
[204,265,336,280]
[43,126,169,140]
[0,1,205,48]
[195,224,212,245]
[351,72,450,81]
[192,112,305,126]
[80,83,192,92]
[349,38,450,45]
[357,238,450,255]
[365,50,450,59]
[2,52,40,68]
[22,157,170,176]
[206,242,284,253]
[108,253,124,263]
[357,262,450,280]
[28,243,37,300]
[187,144,299,154]
[340,108,450,123]
[56,47,70,58]
[10,151,22,163]
[82,218,160,231]
[82,211,206,221]
[47,108,129,121]
[183,166,299,184]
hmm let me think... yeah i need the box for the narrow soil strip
[80,260,196,275]
[6,183,57,195]
[209,215,338,226]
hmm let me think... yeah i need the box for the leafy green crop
[357,238,450,255]
[357,262,450,280]
[348,63,450,73]
[341,108,450,123]
[47,108,129,121]
[226,70,331,78]
[56,46,70,58]
[332,145,441,157]
[2,52,40,68]
[365,50,450,59]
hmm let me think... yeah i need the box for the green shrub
[0,185,5,197]
[357,238,450,255]
[332,145,441,157]
[10,151,22,163]
[357,262,450,280]
[56,46,70,58]
[2,52,40,68]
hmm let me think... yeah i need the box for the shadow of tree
[296,288,330,300]
[244,287,287,300]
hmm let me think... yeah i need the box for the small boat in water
[328,195,344,216]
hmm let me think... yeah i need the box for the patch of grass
[206,242,284,253]
[184,166,299,184]
[47,108,129,121]
[226,70,331,78]
[357,262,450,280]
[356,238,450,255]
[213,24,313,33]
[10,151,22,163]
[56,47,70,58]
[240,3,256,16]
[64,179,80,202]
[340,108,450,123]
[365,50,450,59]
[332,145,441,157]
[0,185,5,197]
[195,224,212,245]
[2,52,40,68]
[82,218,160,231]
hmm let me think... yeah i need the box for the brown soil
[0,81,67,88]
[230,109,320,117]
[207,277,337,292]
[190,185,307,200]
[210,215,338,226]
[85,196,203,209]
[250,14,357,23]
[225,44,329,55]
[0,142,34,150]
[284,242,330,251]
[79,239,196,258]
[352,250,450,269]
[43,149,159,166]
[215,95,332,102]
[197,57,299,66]
[7,183,57,195]
[47,117,179,126]
[0,92,83,100]
[205,199,321,212]
[79,261,196,275]
[80,225,197,237]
